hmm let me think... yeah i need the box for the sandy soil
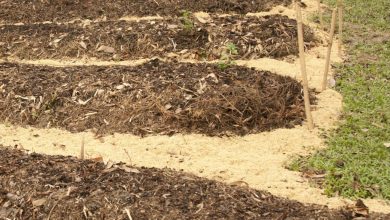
[1,0,389,214]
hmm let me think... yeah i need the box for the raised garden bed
[0,147,372,219]
[0,60,314,136]
[0,0,292,23]
[0,15,316,61]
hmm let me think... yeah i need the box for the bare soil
[0,60,314,136]
[2,147,389,219]
[0,0,292,23]
[0,15,316,61]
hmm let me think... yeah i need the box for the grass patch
[291,0,390,200]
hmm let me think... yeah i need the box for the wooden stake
[296,5,314,130]
[322,9,337,91]
[337,0,344,56]
[80,136,85,160]
[317,0,324,29]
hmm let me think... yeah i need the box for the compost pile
[2,147,384,219]
[0,0,292,23]
[0,15,316,61]
[0,60,314,136]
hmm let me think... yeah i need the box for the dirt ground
[2,147,388,219]
[0,0,292,23]
[0,15,316,61]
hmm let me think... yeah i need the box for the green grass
[291,0,390,200]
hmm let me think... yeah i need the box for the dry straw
[322,9,337,91]
[296,5,314,130]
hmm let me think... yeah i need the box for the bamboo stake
[337,0,344,56]
[322,9,337,91]
[80,136,85,160]
[296,5,314,130]
[317,0,324,29]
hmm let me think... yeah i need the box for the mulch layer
[0,15,316,61]
[0,0,292,23]
[0,60,313,136]
[1,147,388,219]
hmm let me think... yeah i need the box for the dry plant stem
[338,0,344,56]
[296,5,314,130]
[317,0,324,29]
[322,9,337,91]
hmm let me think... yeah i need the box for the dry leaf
[105,160,114,169]
[97,45,115,53]
[347,199,369,218]
[94,89,105,97]
[102,167,119,173]
[175,108,182,114]
[194,13,211,23]
[355,199,369,217]
[32,198,46,207]
[91,156,103,162]
[165,104,172,110]
[206,73,219,83]
[196,17,208,23]
[79,41,87,49]
[116,85,125,90]
[119,165,140,173]
[53,38,62,43]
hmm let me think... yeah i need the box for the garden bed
[0,60,314,136]
[0,147,376,219]
[0,15,316,61]
[0,0,292,23]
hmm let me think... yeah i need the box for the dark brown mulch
[0,60,314,136]
[0,0,292,23]
[0,15,316,61]
[2,147,388,219]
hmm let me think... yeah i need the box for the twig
[296,4,314,130]
[47,200,60,220]
[125,208,133,220]
[322,9,337,91]
[123,148,132,165]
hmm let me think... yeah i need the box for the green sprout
[218,42,238,70]
[181,10,194,31]
[226,42,238,55]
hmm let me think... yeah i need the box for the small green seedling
[181,10,194,31]
[218,43,238,70]
[226,42,238,55]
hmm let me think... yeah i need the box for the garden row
[0,60,313,136]
[0,15,316,61]
[0,0,292,23]
[0,147,379,219]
